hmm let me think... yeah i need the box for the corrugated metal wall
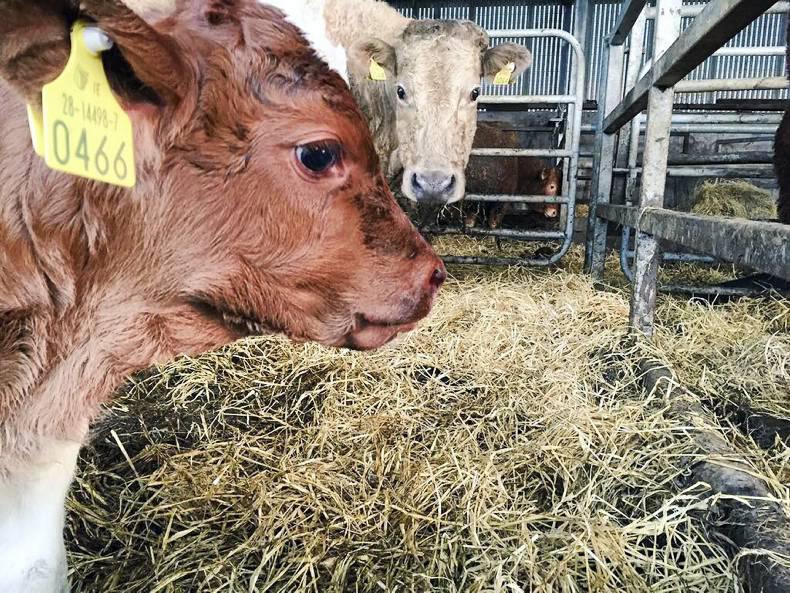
[388,1,788,104]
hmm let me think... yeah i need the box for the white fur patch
[0,441,80,593]
[261,0,349,82]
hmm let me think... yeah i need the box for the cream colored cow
[138,0,532,205]
[304,0,533,205]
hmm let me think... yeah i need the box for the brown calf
[464,122,562,229]
[0,1,444,590]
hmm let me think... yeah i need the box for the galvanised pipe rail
[675,76,787,92]
[614,164,777,176]
[463,193,570,204]
[713,46,785,56]
[471,148,574,158]
[429,227,566,241]
[477,94,576,104]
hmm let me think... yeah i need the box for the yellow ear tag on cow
[40,21,135,187]
[493,62,516,85]
[369,58,387,81]
[26,104,45,156]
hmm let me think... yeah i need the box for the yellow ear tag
[493,62,516,86]
[369,58,387,81]
[41,21,135,187]
[26,104,45,156]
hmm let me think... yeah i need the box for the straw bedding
[67,245,789,593]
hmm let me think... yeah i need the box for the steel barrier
[440,28,585,267]
[585,0,790,336]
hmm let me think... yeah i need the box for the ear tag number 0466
[40,21,135,187]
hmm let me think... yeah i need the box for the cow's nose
[544,205,560,218]
[411,171,456,203]
[429,264,447,290]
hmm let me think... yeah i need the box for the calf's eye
[296,141,342,174]
[471,87,481,101]
[397,85,407,101]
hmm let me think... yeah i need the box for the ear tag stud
[493,62,516,86]
[38,21,136,187]
[369,58,387,81]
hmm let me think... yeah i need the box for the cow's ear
[482,44,532,83]
[348,38,397,81]
[80,0,195,109]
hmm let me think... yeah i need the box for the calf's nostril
[412,173,422,191]
[430,266,447,289]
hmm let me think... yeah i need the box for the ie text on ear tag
[493,62,516,86]
[40,21,136,188]
[369,58,387,81]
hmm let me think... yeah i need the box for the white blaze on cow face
[350,20,532,205]
[0,441,80,593]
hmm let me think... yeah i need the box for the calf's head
[539,167,562,218]
[349,20,531,205]
[2,0,445,353]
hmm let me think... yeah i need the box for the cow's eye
[471,87,481,101]
[397,85,407,101]
[295,141,342,174]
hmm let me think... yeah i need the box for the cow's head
[1,0,445,353]
[349,20,531,205]
[540,167,563,219]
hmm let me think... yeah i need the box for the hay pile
[691,180,778,220]
[67,253,789,593]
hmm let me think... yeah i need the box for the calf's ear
[348,38,397,81]
[80,0,195,109]
[0,0,78,103]
[482,44,532,83]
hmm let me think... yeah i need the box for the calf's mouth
[189,299,276,338]
[190,295,431,352]
[343,314,419,351]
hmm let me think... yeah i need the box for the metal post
[629,0,683,336]
[584,40,625,278]
[614,8,648,204]
[619,12,650,281]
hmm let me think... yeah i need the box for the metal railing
[440,28,585,267]
[618,40,786,292]
[584,0,790,336]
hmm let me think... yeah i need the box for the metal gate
[436,29,586,267]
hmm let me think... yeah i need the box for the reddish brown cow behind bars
[464,122,562,229]
[0,1,445,591]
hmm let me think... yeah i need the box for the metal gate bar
[441,28,585,267]
[602,204,790,279]
[585,0,790,337]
